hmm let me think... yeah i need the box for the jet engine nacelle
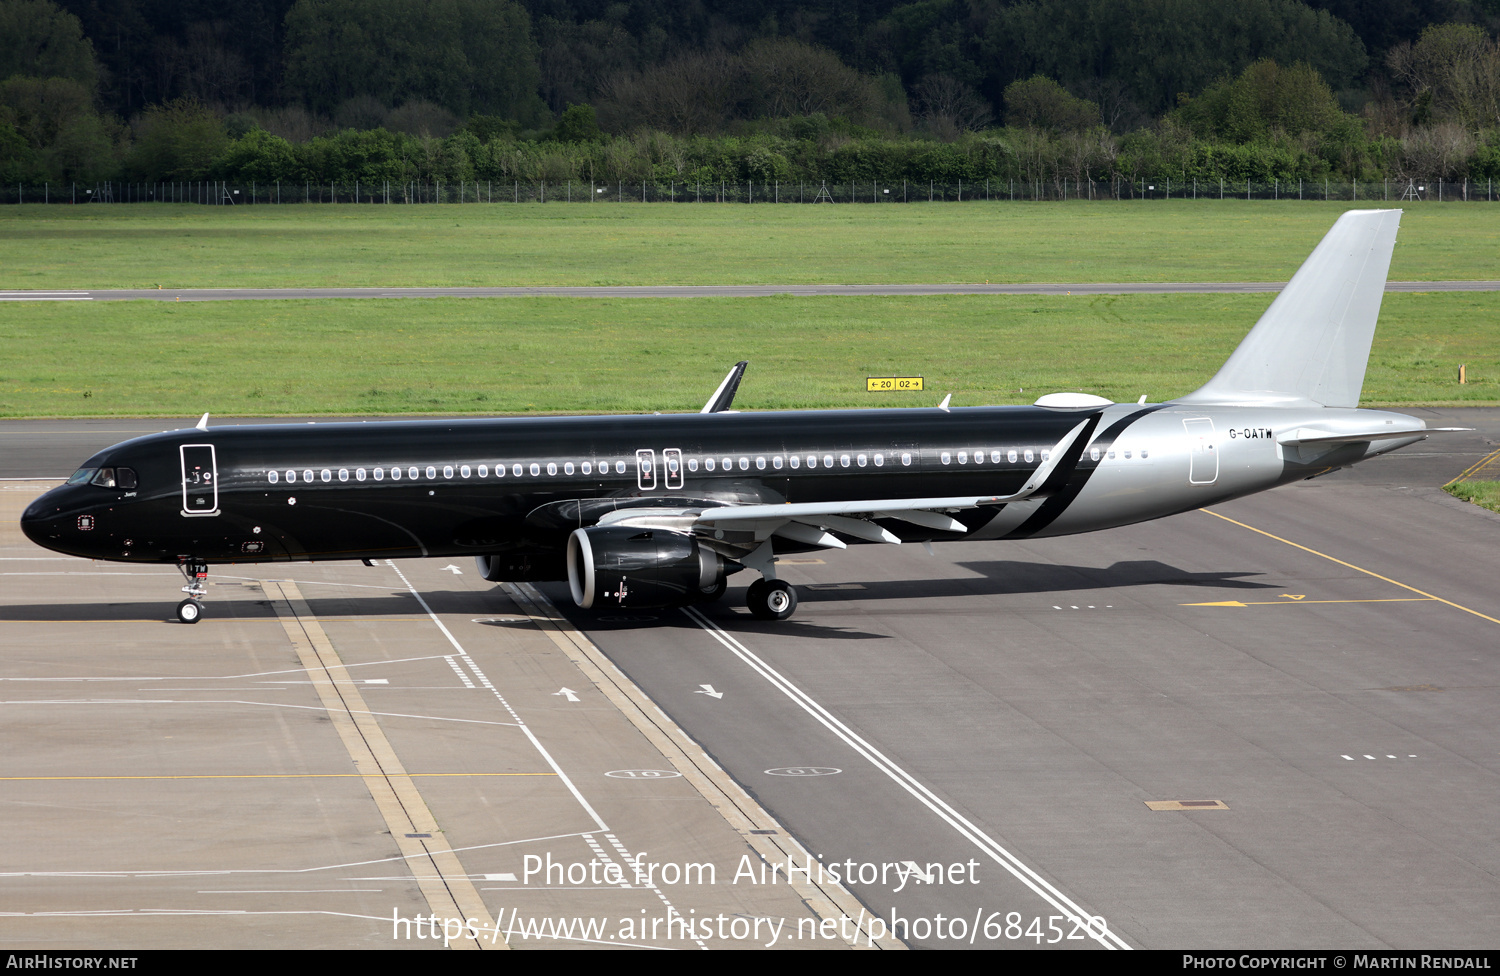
[567,525,725,610]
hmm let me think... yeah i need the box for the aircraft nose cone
[20,491,67,550]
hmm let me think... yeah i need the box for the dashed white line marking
[680,605,1128,950]
[444,655,476,688]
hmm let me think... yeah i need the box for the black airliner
[22,210,1446,624]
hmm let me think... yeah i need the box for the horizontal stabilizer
[1181,210,1401,408]
[1278,425,1468,447]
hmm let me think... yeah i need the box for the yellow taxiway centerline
[1182,598,1437,608]
[0,773,554,781]
[1201,510,1500,627]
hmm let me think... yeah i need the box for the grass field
[1,200,1497,290]
[1445,481,1500,514]
[2,292,1493,417]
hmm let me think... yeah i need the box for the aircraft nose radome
[20,492,66,548]
[20,504,49,546]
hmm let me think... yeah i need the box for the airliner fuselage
[22,401,1420,567]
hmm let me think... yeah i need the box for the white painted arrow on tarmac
[695,684,724,699]
[441,564,463,574]
[554,687,580,702]
[902,861,936,883]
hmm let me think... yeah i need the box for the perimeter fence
[4,178,1497,205]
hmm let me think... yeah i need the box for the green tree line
[3,0,1500,186]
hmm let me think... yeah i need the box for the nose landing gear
[176,558,207,623]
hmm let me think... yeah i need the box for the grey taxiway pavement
[2,281,1499,302]
[4,409,1499,949]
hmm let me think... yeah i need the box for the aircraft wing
[687,418,1093,549]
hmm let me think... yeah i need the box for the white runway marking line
[1,831,606,882]
[504,582,896,950]
[0,291,91,301]
[0,653,469,682]
[385,559,610,832]
[0,697,524,728]
[445,655,477,688]
[386,561,712,947]
[681,604,1130,951]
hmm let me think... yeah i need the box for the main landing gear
[176,558,208,624]
[746,578,797,620]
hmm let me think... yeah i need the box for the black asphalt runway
[2,281,1498,302]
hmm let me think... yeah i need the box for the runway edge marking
[267,579,503,950]
[504,582,902,951]
[680,605,1130,951]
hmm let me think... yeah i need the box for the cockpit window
[67,468,97,485]
[85,467,135,489]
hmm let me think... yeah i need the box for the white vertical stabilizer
[1179,209,1401,408]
